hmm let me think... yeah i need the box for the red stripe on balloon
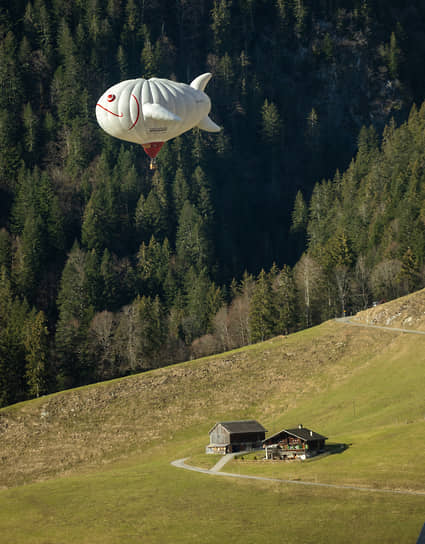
[96,103,123,117]
[128,94,140,131]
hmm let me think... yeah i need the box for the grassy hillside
[1,295,425,543]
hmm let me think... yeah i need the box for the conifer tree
[23,309,49,398]
[13,212,45,301]
[399,247,420,293]
[291,190,308,233]
[387,31,401,79]
[274,265,297,335]
[0,267,29,406]
[249,269,276,343]
[173,167,190,219]
[137,236,170,295]
[82,188,110,252]
[211,0,232,55]
[84,249,103,311]
[55,242,94,386]
[100,248,122,311]
[261,99,282,147]
[176,201,209,272]
[0,228,12,273]
[22,102,39,161]
[182,267,212,342]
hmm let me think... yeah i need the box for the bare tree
[228,293,251,348]
[114,303,139,374]
[370,259,403,301]
[294,253,323,328]
[213,305,231,352]
[351,255,371,310]
[334,264,351,317]
[89,311,115,379]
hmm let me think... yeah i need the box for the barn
[263,424,327,460]
[206,420,267,454]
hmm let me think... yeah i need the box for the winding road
[171,318,425,497]
[335,316,425,335]
[171,457,425,496]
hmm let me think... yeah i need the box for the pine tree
[291,190,308,233]
[0,229,12,273]
[55,242,94,387]
[84,249,103,311]
[399,247,420,294]
[81,187,111,252]
[13,211,46,301]
[135,173,168,243]
[249,269,276,343]
[137,236,170,295]
[388,31,401,80]
[117,295,167,371]
[140,27,157,78]
[182,268,212,343]
[173,167,190,219]
[176,201,209,273]
[211,0,232,55]
[22,102,39,161]
[261,99,281,144]
[23,309,49,398]
[274,265,297,335]
[0,267,29,406]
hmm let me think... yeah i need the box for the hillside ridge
[353,288,425,331]
[1,289,425,490]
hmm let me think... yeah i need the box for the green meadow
[1,306,425,543]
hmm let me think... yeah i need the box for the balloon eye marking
[107,94,116,102]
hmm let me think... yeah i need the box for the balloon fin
[143,103,182,122]
[190,73,212,92]
[197,115,221,133]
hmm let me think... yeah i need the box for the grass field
[1,299,425,543]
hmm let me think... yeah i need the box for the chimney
[310,430,313,436]
[298,424,303,429]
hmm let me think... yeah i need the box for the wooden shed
[206,420,267,454]
[263,424,327,460]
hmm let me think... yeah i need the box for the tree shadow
[306,442,349,461]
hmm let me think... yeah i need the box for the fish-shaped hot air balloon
[96,72,221,167]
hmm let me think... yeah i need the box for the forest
[1,0,425,406]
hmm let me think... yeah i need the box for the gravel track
[171,458,425,496]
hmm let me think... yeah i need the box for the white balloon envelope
[96,72,221,166]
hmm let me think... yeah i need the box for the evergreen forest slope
[1,291,425,542]
[3,0,425,409]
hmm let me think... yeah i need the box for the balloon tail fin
[190,73,212,92]
[197,115,221,133]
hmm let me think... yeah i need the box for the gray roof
[265,426,327,442]
[209,420,267,435]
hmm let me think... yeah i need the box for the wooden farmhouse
[206,420,267,454]
[263,424,327,460]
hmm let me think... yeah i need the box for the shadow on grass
[304,443,349,462]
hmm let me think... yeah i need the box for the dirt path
[171,458,425,497]
[335,317,425,335]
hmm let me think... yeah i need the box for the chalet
[263,424,327,460]
[206,420,267,454]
